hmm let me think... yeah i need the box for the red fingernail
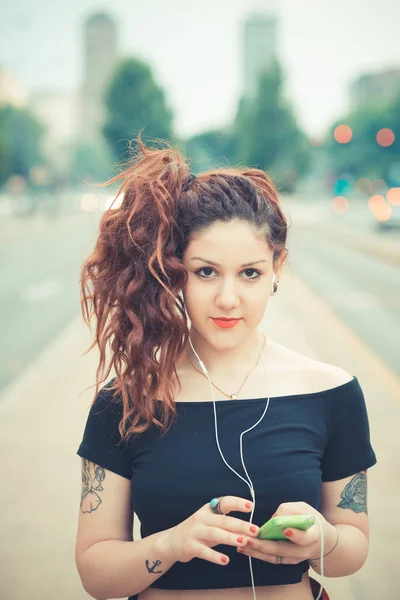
[237,537,244,543]
[246,539,252,546]
[284,529,293,537]
[245,502,252,509]
[250,526,257,533]
[221,556,228,563]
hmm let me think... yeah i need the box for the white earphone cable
[188,329,325,600]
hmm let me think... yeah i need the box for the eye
[242,269,262,280]
[196,267,215,278]
[195,267,261,280]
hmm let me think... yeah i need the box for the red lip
[212,318,241,329]
[212,317,241,321]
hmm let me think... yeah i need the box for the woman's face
[182,220,278,347]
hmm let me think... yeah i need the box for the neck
[185,327,268,379]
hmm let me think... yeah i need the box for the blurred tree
[183,128,237,172]
[0,105,44,187]
[234,60,311,191]
[325,91,400,186]
[69,143,112,185]
[386,91,400,185]
[0,127,12,186]
[103,58,174,160]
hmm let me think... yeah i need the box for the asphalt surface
[0,198,399,599]
[1,199,398,394]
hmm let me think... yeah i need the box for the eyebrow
[190,257,268,268]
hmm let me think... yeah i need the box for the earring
[270,275,279,296]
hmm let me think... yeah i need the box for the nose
[215,277,241,311]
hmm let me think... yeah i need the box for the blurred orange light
[334,125,352,144]
[332,196,349,214]
[373,202,392,221]
[376,128,395,147]
[367,194,386,213]
[387,187,400,206]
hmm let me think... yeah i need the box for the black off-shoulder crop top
[77,376,377,599]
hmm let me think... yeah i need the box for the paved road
[0,195,400,600]
[288,225,400,377]
[0,200,399,599]
[0,211,100,392]
[0,269,398,600]
[0,199,399,395]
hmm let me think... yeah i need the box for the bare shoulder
[269,341,354,395]
[306,359,354,390]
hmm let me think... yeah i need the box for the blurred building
[242,9,278,99]
[29,92,79,172]
[79,12,118,146]
[350,68,400,107]
[0,69,27,108]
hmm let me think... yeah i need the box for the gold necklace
[187,333,266,400]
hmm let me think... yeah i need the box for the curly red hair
[80,134,289,443]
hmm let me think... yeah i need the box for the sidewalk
[0,267,398,600]
[281,196,400,268]
[0,209,92,247]
[294,220,400,268]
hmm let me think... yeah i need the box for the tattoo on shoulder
[145,559,163,574]
[80,458,106,514]
[337,472,368,514]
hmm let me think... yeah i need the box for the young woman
[75,136,377,600]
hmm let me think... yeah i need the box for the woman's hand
[237,502,337,565]
[161,496,261,566]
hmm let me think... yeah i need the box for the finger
[211,514,260,539]
[237,546,297,565]
[247,537,305,558]
[206,496,254,515]
[276,501,311,515]
[192,541,231,566]
[194,524,250,548]
[203,499,259,537]
[282,524,319,547]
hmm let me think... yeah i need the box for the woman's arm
[78,528,174,600]
[310,471,370,578]
[308,523,368,576]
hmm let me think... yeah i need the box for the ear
[274,249,286,281]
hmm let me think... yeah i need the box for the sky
[1,0,400,139]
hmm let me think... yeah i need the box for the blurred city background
[0,0,399,599]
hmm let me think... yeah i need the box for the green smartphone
[258,514,316,540]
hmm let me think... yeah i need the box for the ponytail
[80,134,192,442]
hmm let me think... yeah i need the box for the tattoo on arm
[145,559,163,574]
[337,471,368,514]
[80,458,106,513]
